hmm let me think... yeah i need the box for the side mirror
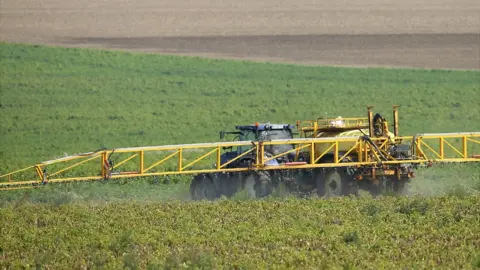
[219,131,225,139]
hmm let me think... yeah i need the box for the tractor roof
[235,123,295,131]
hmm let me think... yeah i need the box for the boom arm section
[1,132,479,191]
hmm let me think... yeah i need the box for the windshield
[237,129,294,155]
[264,130,292,140]
[237,131,256,153]
[263,129,294,156]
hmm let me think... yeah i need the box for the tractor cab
[219,123,295,168]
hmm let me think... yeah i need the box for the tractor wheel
[316,169,354,198]
[212,173,242,198]
[256,172,274,198]
[244,172,273,198]
[190,174,219,200]
[315,169,327,197]
[291,170,317,196]
[368,177,410,197]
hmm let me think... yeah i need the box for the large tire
[244,172,273,198]
[316,169,354,198]
[244,174,257,198]
[212,173,242,198]
[256,172,274,198]
[190,174,219,200]
[315,169,327,197]
[289,170,317,196]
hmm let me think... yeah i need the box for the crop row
[1,195,479,269]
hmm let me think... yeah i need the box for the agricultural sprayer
[1,106,479,199]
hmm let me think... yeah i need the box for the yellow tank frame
[1,132,479,191]
[297,106,400,138]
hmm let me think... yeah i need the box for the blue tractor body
[219,123,295,168]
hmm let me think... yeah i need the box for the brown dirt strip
[1,0,479,69]
[61,33,479,70]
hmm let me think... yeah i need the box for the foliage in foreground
[1,195,479,269]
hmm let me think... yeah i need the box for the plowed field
[1,0,479,69]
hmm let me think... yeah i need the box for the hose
[360,136,388,161]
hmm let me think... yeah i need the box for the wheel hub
[325,171,342,197]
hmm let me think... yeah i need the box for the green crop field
[1,43,479,166]
[1,196,480,269]
[1,42,480,269]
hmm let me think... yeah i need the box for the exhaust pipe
[393,105,399,137]
[367,106,374,137]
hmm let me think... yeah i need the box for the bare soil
[1,0,479,69]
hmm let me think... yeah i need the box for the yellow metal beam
[143,151,179,173]
[139,151,145,174]
[314,143,335,163]
[49,155,101,178]
[442,139,466,158]
[35,165,44,181]
[1,132,479,191]
[113,153,138,169]
[264,144,310,163]
[338,142,359,162]
[216,146,221,170]
[0,165,35,178]
[419,140,442,159]
[439,138,444,159]
[182,148,218,171]
[467,137,480,144]
[219,148,255,169]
